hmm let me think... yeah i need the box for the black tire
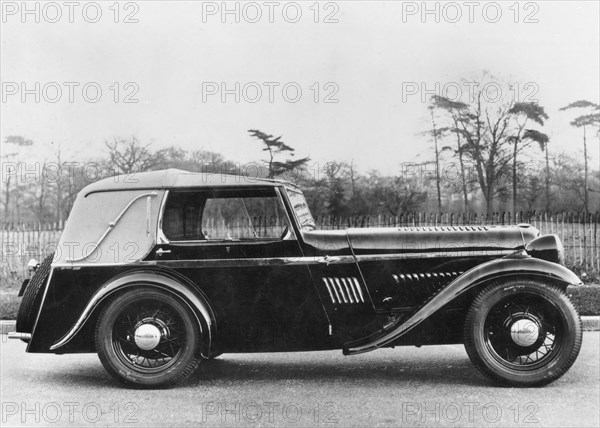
[464,279,582,387]
[16,253,54,340]
[95,288,202,388]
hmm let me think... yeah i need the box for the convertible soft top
[54,169,299,265]
[82,169,294,196]
[55,187,165,265]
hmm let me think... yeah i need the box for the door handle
[156,248,171,256]
[318,255,341,265]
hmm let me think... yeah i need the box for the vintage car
[11,169,583,388]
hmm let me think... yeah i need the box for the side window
[162,192,207,241]
[162,188,292,241]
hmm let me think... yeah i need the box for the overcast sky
[1,1,599,174]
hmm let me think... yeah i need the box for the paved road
[1,333,599,427]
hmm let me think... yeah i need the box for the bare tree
[348,160,358,196]
[429,80,548,212]
[427,107,443,212]
[508,103,549,212]
[323,161,348,217]
[522,129,551,211]
[431,90,505,211]
[105,137,159,174]
[1,135,34,220]
[560,100,600,214]
[50,144,65,223]
[380,175,427,216]
[25,159,50,222]
[429,96,470,211]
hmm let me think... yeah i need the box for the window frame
[283,186,316,231]
[157,186,296,245]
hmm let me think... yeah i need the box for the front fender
[49,270,216,357]
[343,255,581,355]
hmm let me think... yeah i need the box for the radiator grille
[322,277,365,304]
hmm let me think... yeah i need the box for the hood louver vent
[322,277,365,305]
[397,226,488,232]
[392,272,463,283]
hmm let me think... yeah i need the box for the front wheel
[95,288,202,388]
[464,279,582,387]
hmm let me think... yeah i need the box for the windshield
[285,187,316,230]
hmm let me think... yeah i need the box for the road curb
[581,316,600,331]
[2,317,600,335]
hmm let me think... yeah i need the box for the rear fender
[49,270,216,357]
[344,255,581,355]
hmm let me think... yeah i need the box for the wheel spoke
[484,293,566,370]
[111,297,189,374]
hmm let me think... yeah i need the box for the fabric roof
[82,169,296,196]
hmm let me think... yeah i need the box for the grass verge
[566,285,600,316]
[0,292,20,320]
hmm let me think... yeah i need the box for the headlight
[525,235,564,265]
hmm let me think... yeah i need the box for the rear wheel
[464,279,582,387]
[95,289,201,388]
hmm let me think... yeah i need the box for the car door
[303,252,382,343]
[281,187,382,343]
[146,187,331,352]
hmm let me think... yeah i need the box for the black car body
[11,169,583,387]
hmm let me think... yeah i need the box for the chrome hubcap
[510,319,540,347]
[134,324,162,350]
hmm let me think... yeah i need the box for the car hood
[302,224,540,256]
